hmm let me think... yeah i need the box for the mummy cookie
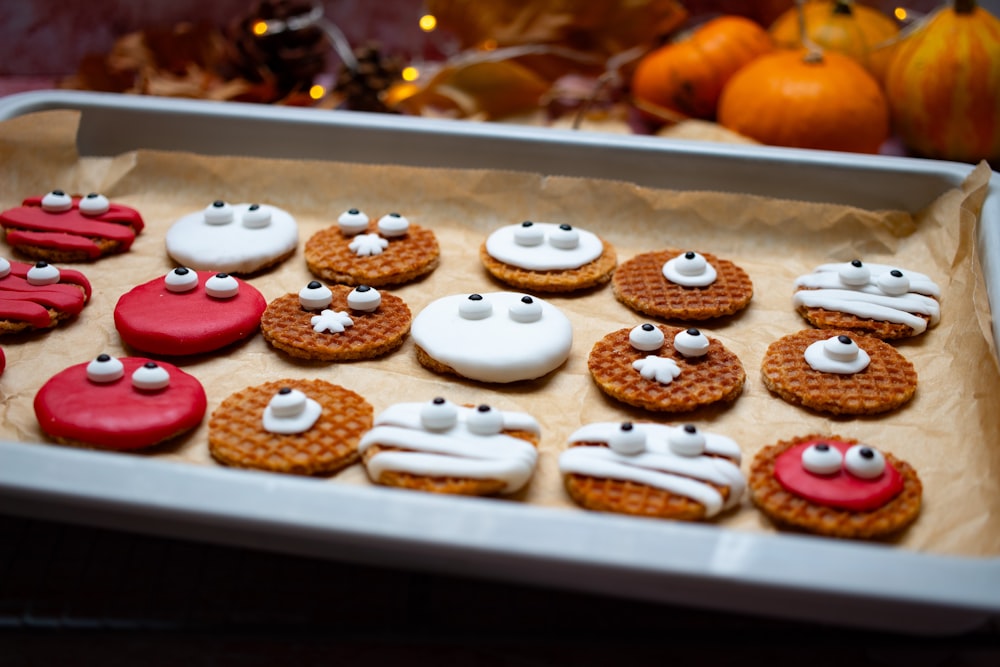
[560,422,745,520]
[114,269,266,356]
[589,324,745,412]
[0,191,145,262]
[411,292,573,383]
[613,249,753,320]
[793,260,941,339]
[165,201,298,274]
[34,355,207,450]
[480,220,617,293]
[749,434,922,539]
[0,258,91,335]
[761,329,917,415]
[260,282,411,361]
[359,398,541,496]
[305,209,439,286]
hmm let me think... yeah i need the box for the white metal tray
[0,90,997,635]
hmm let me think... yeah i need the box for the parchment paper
[0,110,996,557]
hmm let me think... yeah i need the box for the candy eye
[548,223,579,249]
[377,212,409,237]
[164,267,199,293]
[263,386,323,434]
[86,354,124,383]
[844,445,886,479]
[205,272,239,299]
[298,281,332,310]
[0,257,10,279]
[203,200,234,225]
[675,251,707,276]
[801,442,843,475]
[508,295,542,323]
[839,259,871,287]
[514,220,544,246]
[337,208,369,235]
[877,269,910,296]
[78,192,110,216]
[269,387,307,417]
[420,397,458,431]
[459,293,492,320]
[668,424,706,457]
[673,328,709,358]
[41,190,73,212]
[241,203,272,229]
[131,361,170,390]
[608,422,645,455]
[629,323,664,351]
[467,404,503,435]
[824,335,860,361]
[347,285,381,312]
[26,261,60,286]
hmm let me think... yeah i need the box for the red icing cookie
[114,269,266,356]
[1,191,144,261]
[0,347,5,376]
[34,355,207,450]
[0,258,91,334]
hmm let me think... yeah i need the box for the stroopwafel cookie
[761,329,917,415]
[209,378,373,476]
[749,434,922,539]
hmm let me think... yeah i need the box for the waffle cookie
[261,283,411,361]
[588,323,745,412]
[761,329,917,415]
[209,378,373,476]
[305,210,439,286]
[479,221,617,293]
[613,248,753,321]
[749,434,922,539]
[0,191,144,262]
[359,398,541,496]
[0,258,91,335]
[560,422,745,520]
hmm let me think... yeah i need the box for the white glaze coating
[633,355,681,384]
[485,222,603,271]
[804,335,871,374]
[561,422,745,517]
[262,388,322,434]
[26,262,60,285]
[662,251,717,287]
[359,401,540,493]
[411,292,573,383]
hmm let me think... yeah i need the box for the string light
[481,38,498,51]
[252,20,269,36]
[419,14,437,32]
[309,84,326,100]
[402,66,420,82]
[894,7,908,21]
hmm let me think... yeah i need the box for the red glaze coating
[34,357,206,450]
[0,347,5,376]
[774,439,904,512]
[0,260,91,327]
[1,196,144,258]
[114,271,266,355]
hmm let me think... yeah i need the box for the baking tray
[0,90,997,635]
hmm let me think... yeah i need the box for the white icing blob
[132,362,170,390]
[205,273,239,299]
[608,422,646,456]
[673,328,710,358]
[420,398,458,431]
[844,445,886,479]
[629,324,664,352]
[347,285,381,312]
[508,295,542,323]
[458,294,492,320]
[263,388,322,434]
[412,292,573,383]
[804,335,871,374]
[485,222,603,271]
[349,233,388,256]
[26,262,60,286]
[311,309,353,333]
[241,204,272,229]
[513,221,544,246]
[0,257,10,279]
[838,260,871,286]
[377,213,410,237]
[203,200,234,225]
[878,269,910,296]
[467,405,504,435]
[41,190,72,213]
[633,355,681,384]
[338,208,370,235]
[663,251,717,287]
[86,354,125,383]
[78,193,110,216]
[298,281,333,310]
[164,267,199,293]
[669,425,706,457]
[801,442,843,475]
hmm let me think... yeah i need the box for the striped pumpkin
[884,0,1000,163]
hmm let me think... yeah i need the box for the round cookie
[411,291,573,383]
[761,329,917,415]
[359,398,540,496]
[260,282,411,361]
[559,422,745,520]
[793,260,941,340]
[208,378,373,476]
[588,323,745,412]
[114,269,266,356]
[0,191,145,262]
[749,434,922,539]
[613,248,753,321]
[480,220,617,293]
[34,355,207,450]
[304,209,439,286]
[0,258,91,335]
[165,201,298,274]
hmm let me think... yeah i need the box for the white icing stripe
[568,422,742,462]
[485,223,603,270]
[373,402,540,434]
[793,288,938,333]
[802,262,940,297]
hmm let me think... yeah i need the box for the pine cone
[334,42,405,113]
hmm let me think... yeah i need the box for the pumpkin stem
[953,0,977,14]
[832,0,854,16]
[795,0,826,58]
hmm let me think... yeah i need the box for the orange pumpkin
[769,1,899,82]
[717,48,890,153]
[631,15,773,120]
[884,0,1000,164]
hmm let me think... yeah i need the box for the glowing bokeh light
[894,7,908,21]
[402,66,420,82]
[419,14,437,32]
[309,84,326,100]
[252,20,269,36]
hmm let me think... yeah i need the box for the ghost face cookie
[0,191,145,262]
[0,258,91,335]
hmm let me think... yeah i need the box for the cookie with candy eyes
[749,434,922,539]
[612,248,753,321]
[559,422,745,521]
[114,269,266,356]
[0,191,145,262]
[165,201,299,274]
[588,323,745,412]
[761,328,917,415]
[793,260,941,340]
[359,398,541,496]
[479,220,617,293]
[411,291,573,383]
[208,378,373,476]
[0,258,92,335]
[33,355,207,451]
[305,209,440,287]
[260,282,411,361]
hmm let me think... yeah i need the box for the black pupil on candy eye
[521,221,533,227]
[685,251,695,259]
[559,224,571,231]
[348,208,359,214]
[687,328,700,336]
[216,273,229,278]
[477,404,491,413]
[174,268,189,275]
[97,354,110,362]
[469,294,483,301]
[620,422,633,432]
[249,204,260,211]
[144,362,158,369]
[852,259,863,267]
[641,324,654,331]
[357,285,371,292]
[838,335,852,344]
[891,270,903,277]
[390,212,400,218]
[279,388,292,395]
[683,424,697,434]
[860,447,874,459]
[815,443,829,451]
[35,261,48,268]
[86,193,98,198]
[521,296,533,304]
[213,200,225,207]
[432,397,445,405]
[52,190,65,196]
[307,281,321,289]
